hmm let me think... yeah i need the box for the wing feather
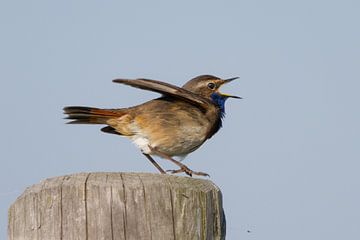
[112,78,210,110]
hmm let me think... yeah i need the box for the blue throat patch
[210,93,227,118]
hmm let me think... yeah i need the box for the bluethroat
[63,75,240,176]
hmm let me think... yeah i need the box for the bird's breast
[128,99,215,156]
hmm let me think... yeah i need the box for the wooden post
[8,172,226,240]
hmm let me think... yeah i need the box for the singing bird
[63,75,240,176]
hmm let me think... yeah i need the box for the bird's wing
[112,78,211,110]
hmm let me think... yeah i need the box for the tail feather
[63,106,124,124]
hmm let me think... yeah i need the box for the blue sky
[1,0,359,239]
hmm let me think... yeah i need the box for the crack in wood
[84,173,91,240]
[119,173,127,240]
[108,174,114,240]
[169,188,177,240]
[138,175,152,240]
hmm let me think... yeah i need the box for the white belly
[130,135,151,154]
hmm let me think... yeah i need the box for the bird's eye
[207,82,216,90]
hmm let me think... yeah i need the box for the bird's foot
[167,166,210,177]
[147,145,209,177]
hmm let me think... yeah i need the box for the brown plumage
[64,75,240,177]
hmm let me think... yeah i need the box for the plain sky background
[1,0,359,239]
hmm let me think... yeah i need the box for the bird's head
[182,75,241,111]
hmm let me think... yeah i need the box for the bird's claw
[166,166,210,177]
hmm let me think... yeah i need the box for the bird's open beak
[223,77,239,83]
[219,77,242,99]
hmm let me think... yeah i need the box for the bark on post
[8,172,226,240]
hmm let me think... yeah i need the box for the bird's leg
[148,146,209,177]
[142,153,166,174]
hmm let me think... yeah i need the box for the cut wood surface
[8,172,226,240]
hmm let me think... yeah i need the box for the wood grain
[8,172,226,240]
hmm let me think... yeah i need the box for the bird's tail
[63,106,125,124]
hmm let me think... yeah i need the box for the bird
[63,75,240,177]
